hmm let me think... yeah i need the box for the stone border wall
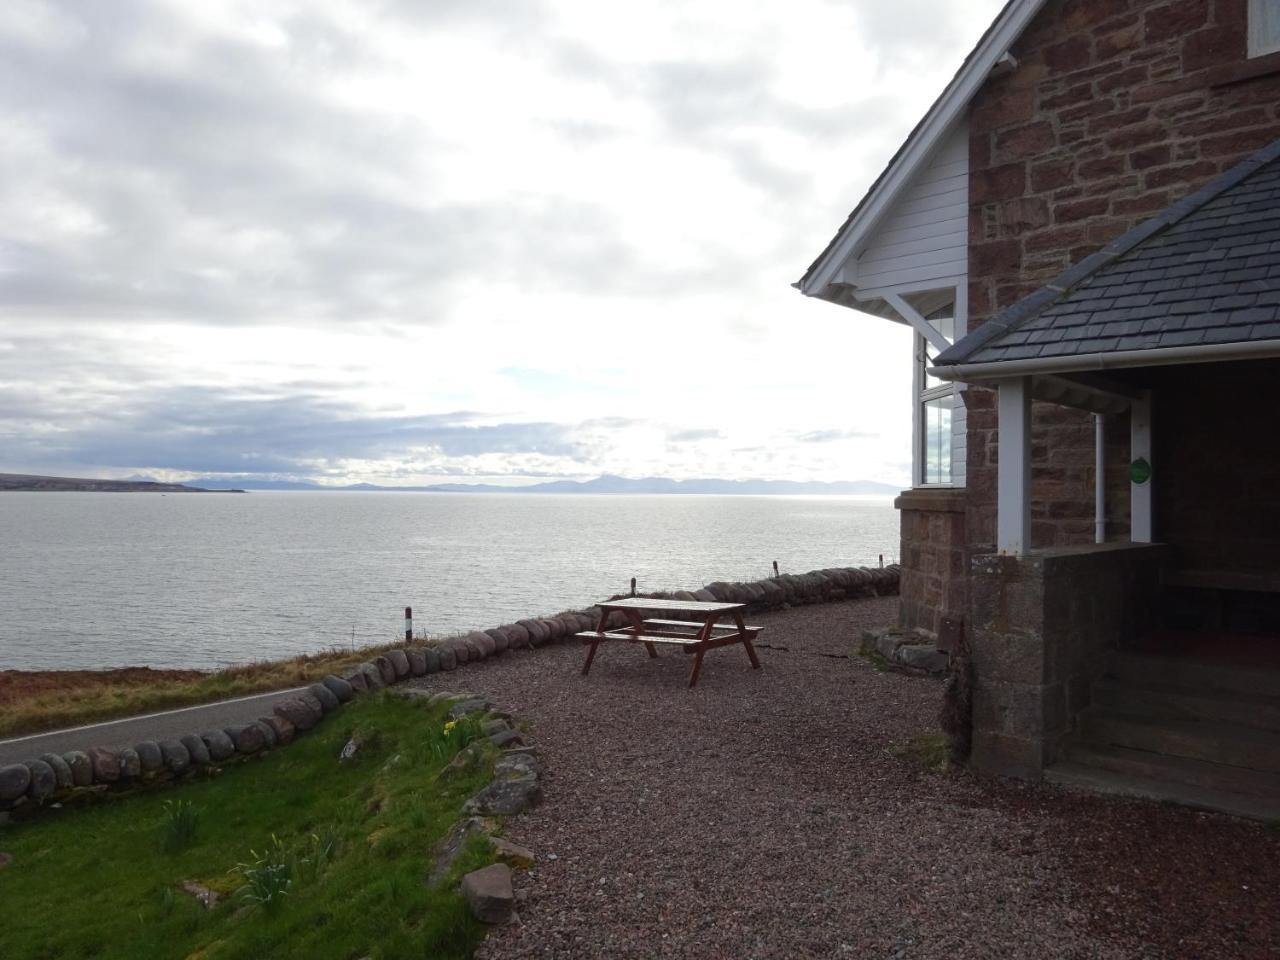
[0,564,899,815]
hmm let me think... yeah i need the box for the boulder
[461,635,485,660]
[896,644,950,674]
[693,588,718,602]
[461,863,515,924]
[39,752,74,789]
[489,729,525,749]
[117,747,142,779]
[201,729,236,762]
[360,662,385,690]
[132,742,163,775]
[345,669,370,693]
[481,719,510,737]
[540,618,566,642]
[87,746,121,783]
[63,750,93,787]
[308,682,341,713]
[467,631,496,657]
[386,649,411,678]
[504,624,531,649]
[485,628,510,654]
[159,740,191,775]
[180,734,213,766]
[464,778,542,816]
[274,696,321,731]
[0,764,32,802]
[489,836,536,869]
[494,751,541,781]
[517,619,548,647]
[448,698,491,720]
[406,649,427,676]
[225,723,267,754]
[423,647,442,673]
[445,637,471,664]
[261,714,296,746]
[373,655,397,685]
[322,674,355,701]
[253,719,278,749]
[673,590,698,602]
[438,646,458,671]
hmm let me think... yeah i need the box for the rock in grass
[62,750,93,787]
[386,649,411,678]
[180,734,212,767]
[117,747,142,779]
[87,746,121,783]
[308,682,341,713]
[481,719,510,737]
[0,764,32,802]
[260,714,296,746]
[274,697,321,731]
[159,740,191,775]
[201,729,236,762]
[405,649,427,676]
[488,729,525,749]
[225,723,267,754]
[374,655,397,685]
[39,753,74,789]
[449,698,491,720]
[461,863,515,923]
[427,816,492,886]
[463,778,542,817]
[489,836,536,869]
[438,646,458,671]
[323,674,355,702]
[423,647,441,674]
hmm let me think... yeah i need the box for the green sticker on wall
[1129,457,1152,485]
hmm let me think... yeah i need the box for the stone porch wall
[895,488,967,635]
[968,542,1170,779]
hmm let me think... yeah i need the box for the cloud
[668,428,723,443]
[796,428,877,443]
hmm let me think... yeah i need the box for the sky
[0,0,1007,487]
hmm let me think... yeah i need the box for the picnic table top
[597,597,745,614]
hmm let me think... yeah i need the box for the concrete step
[1090,676,1280,734]
[1108,651,1280,699]
[1046,760,1280,822]
[1060,739,1280,800]
[1078,708,1280,774]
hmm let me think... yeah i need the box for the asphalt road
[0,686,308,766]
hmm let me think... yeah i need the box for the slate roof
[934,137,1280,369]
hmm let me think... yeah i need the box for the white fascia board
[799,0,1048,299]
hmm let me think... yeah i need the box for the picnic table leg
[688,647,706,687]
[581,637,601,675]
[624,609,658,658]
[734,611,761,669]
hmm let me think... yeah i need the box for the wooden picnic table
[574,597,762,688]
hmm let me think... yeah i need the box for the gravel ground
[407,598,1280,960]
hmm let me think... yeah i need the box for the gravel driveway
[407,597,1280,959]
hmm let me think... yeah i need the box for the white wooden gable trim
[798,0,1048,299]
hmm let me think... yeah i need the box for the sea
[0,492,898,671]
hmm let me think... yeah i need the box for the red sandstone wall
[964,0,1280,549]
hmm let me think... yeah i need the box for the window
[916,306,959,487]
[1250,0,1280,58]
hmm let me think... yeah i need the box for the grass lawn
[0,692,499,960]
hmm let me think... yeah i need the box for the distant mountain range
[179,474,901,495]
[2,472,900,496]
[0,473,240,493]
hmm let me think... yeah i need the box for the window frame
[1249,0,1280,58]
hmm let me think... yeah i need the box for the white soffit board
[799,0,1048,298]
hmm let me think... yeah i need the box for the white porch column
[1130,389,1153,543]
[997,376,1032,555]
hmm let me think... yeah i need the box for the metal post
[772,560,779,577]
[404,606,413,641]
[630,577,637,597]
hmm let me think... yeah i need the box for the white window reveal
[1250,0,1280,58]
[916,307,963,487]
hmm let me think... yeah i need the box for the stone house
[798,0,1280,818]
